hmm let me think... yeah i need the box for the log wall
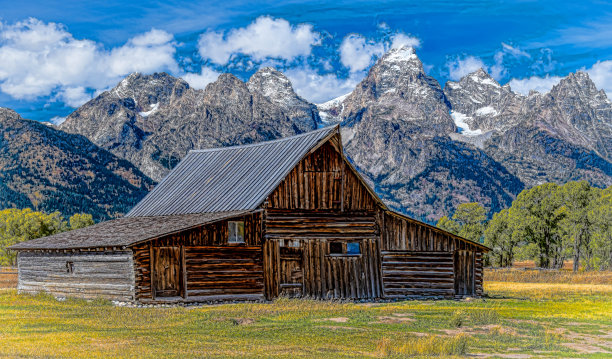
[17,250,135,301]
[381,251,454,298]
[132,213,264,302]
[381,211,485,298]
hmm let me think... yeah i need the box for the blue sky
[1,0,611,123]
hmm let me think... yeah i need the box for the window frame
[327,241,361,257]
[227,220,245,244]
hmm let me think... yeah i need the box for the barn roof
[127,126,339,217]
[9,211,250,250]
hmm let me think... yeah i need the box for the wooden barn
[10,126,488,303]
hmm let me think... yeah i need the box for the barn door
[454,250,475,296]
[279,245,304,297]
[153,246,182,297]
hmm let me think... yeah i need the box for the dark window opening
[329,242,343,254]
[66,261,74,274]
[329,241,361,256]
[228,221,245,243]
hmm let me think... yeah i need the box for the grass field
[0,270,610,358]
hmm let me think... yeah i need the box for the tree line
[437,181,611,271]
[0,208,95,266]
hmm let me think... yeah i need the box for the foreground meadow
[0,271,610,358]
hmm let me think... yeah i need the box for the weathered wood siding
[132,213,264,302]
[185,246,263,298]
[267,140,378,211]
[263,208,382,299]
[381,251,454,298]
[263,139,384,300]
[17,250,135,301]
[381,212,485,297]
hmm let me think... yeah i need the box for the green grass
[0,281,610,358]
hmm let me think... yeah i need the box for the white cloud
[339,32,421,73]
[181,66,221,89]
[506,60,612,98]
[390,33,421,50]
[0,18,178,106]
[285,67,364,104]
[106,29,178,76]
[501,42,530,59]
[339,34,385,73]
[446,56,486,81]
[198,16,320,65]
[57,86,91,107]
[49,116,66,125]
[507,75,562,95]
[447,43,533,82]
[585,60,612,97]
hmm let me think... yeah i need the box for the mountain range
[2,46,611,222]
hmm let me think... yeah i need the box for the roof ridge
[189,125,338,153]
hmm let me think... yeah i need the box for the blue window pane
[346,242,360,255]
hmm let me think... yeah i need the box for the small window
[329,241,361,256]
[329,242,343,254]
[228,221,245,243]
[346,242,361,255]
[66,261,74,274]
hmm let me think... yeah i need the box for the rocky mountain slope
[33,46,612,223]
[61,71,319,181]
[0,108,154,220]
[444,70,612,188]
[330,47,524,221]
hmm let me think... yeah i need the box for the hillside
[0,108,154,220]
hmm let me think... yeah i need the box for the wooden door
[454,250,475,296]
[153,246,182,297]
[279,246,303,297]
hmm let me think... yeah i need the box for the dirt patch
[559,328,612,354]
[375,316,415,324]
[318,325,362,331]
[317,317,349,323]
[391,312,413,317]
[407,331,429,337]
[473,354,532,358]
[231,318,255,325]
[561,342,611,354]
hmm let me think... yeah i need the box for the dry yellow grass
[0,267,17,289]
[484,268,612,284]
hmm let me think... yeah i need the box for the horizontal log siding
[17,250,135,301]
[267,141,377,211]
[381,251,454,298]
[185,246,263,297]
[265,210,379,239]
[132,213,262,301]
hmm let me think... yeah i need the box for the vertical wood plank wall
[264,138,383,299]
[267,140,378,211]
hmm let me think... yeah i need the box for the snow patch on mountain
[384,46,418,63]
[475,106,498,116]
[451,111,483,136]
[139,103,159,117]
